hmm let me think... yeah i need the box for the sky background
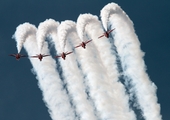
[0,0,169,120]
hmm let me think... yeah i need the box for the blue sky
[0,0,169,120]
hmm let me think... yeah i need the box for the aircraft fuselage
[39,55,43,61]
[15,54,21,60]
[82,42,86,49]
[61,53,66,60]
[104,32,109,38]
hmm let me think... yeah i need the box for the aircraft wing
[55,55,61,58]
[108,28,115,33]
[20,55,28,57]
[98,35,104,39]
[66,52,73,55]
[85,39,92,44]
[43,55,50,57]
[74,44,81,48]
[9,54,15,57]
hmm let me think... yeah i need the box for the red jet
[9,53,27,60]
[30,54,50,61]
[74,39,92,49]
[55,51,73,60]
[98,28,115,39]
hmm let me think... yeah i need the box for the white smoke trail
[77,13,136,120]
[51,20,97,120]
[76,14,95,42]
[36,19,59,53]
[13,23,36,53]
[100,10,109,31]
[101,3,162,120]
[74,20,122,120]
[57,20,78,52]
[13,23,76,120]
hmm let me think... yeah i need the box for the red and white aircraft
[74,39,92,49]
[9,53,27,60]
[55,51,73,60]
[98,28,115,39]
[30,54,50,61]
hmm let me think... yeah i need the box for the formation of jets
[10,28,115,61]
